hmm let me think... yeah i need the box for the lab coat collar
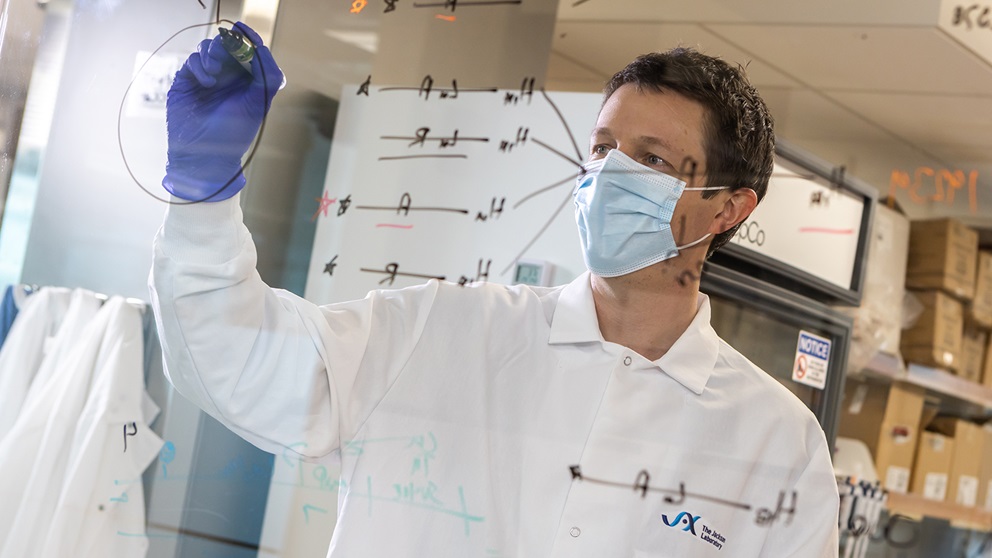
[549,272,719,395]
[548,272,603,345]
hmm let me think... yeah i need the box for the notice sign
[793,330,831,390]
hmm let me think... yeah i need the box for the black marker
[218,26,287,89]
[218,27,254,74]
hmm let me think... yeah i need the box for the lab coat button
[623,356,632,366]
[569,527,581,537]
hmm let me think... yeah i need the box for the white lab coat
[37,298,162,558]
[20,289,103,412]
[151,196,841,557]
[0,297,158,558]
[0,287,72,441]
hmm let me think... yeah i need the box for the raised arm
[149,23,344,459]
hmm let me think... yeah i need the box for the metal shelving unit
[852,352,992,531]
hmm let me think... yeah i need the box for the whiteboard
[729,159,866,291]
[303,85,601,305]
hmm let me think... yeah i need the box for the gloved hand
[163,22,284,202]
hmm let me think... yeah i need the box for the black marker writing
[338,195,352,216]
[500,188,572,276]
[513,174,575,210]
[677,156,699,184]
[378,154,469,161]
[324,256,338,276]
[499,127,529,152]
[568,465,754,513]
[384,0,398,12]
[355,193,470,215]
[539,88,584,163]
[441,79,459,100]
[531,137,583,169]
[475,197,505,222]
[458,258,492,286]
[420,75,434,99]
[569,465,796,526]
[754,490,797,527]
[123,422,137,452]
[634,470,651,498]
[358,75,372,96]
[381,127,489,148]
[360,263,445,286]
[809,190,829,207]
[664,482,687,505]
[398,193,412,215]
[504,77,535,105]
[378,76,497,100]
[413,0,523,11]
[676,260,705,288]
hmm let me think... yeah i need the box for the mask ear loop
[674,232,712,251]
[666,186,728,254]
[683,185,730,191]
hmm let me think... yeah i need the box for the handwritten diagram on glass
[303,80,600,305]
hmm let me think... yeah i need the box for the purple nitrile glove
[163,22,284,201]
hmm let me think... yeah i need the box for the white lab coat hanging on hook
[19,289,103,414]
[0,298,155,557]
[40,299,162,558]
[0,287,72,441]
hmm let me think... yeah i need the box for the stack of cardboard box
[899,219,992,388]
[837,217,992,509]
[837,378,992,508]
[900,218,978,373]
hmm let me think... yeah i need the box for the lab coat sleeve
[149,195,436,460]
[760,430,840,557]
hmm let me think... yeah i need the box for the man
[152,22,839,557]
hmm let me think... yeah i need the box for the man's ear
[710,188,758,235]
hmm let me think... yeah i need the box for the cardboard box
[901,290,964,371]
[929,417,984,506]
[860,203,910,355]
[961,325,989,383]
[906,218,978,301]
[911,431,954,501]
[838,379,925,493]
[971,251,992,328]
[978,425,992,510]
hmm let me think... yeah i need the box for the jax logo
[662,511,701,535]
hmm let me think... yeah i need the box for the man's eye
[646,154,666,167]
[592,145,610,156]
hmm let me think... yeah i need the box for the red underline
[376,223,414,229]
[799,227,854,235]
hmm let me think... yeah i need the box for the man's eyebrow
[636,135,674,152]
[589,128,674,153]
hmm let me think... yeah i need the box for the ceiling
[546,0,992,239]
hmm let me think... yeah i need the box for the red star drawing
[312,191,337,221]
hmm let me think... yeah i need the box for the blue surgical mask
[573,149,727,277]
